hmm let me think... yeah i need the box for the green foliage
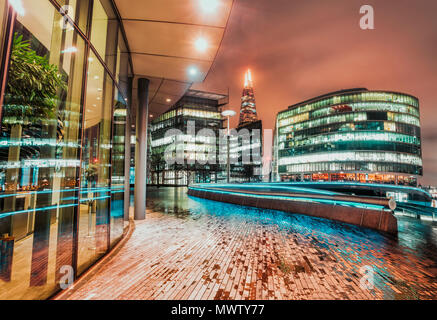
[277,259,292,275]
[85,164,99,183]
[3,33,66,124]
[151,152,165,171]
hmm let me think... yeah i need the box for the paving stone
[60,206,437,300]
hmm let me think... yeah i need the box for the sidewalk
[54,208,437,300]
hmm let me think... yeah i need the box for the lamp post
[221,110,236,184]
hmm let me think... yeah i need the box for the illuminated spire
[239,69,258,126]
[244,69,253,88]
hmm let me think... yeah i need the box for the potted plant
[2,34,66,190]
[3,33,65,127]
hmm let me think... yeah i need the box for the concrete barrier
[188,188,398,235]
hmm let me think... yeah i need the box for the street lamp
[221,110,236,183]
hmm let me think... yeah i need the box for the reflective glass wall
[0,0,130,299]
[274,88,422,185]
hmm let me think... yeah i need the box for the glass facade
[150,90,227,186]
[0,0,130,299]
[228,120,263,183]
[273,88,422,186]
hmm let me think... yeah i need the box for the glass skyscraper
[273,88,422,186]
[230,69,263,182]
[238,69,258,126]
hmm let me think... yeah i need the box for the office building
[273,88,422,186]
[229,70,263,182]
[150,90,228,186]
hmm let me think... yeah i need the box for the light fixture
[221,110,236,117]
[194,38,208,52]
[61,47,78,54]
[188,66,199,77]
[94,75,99,80]
[88,57,94,62]
[199,0,218,13]
[166,98,172,103]
[10,0,25,16]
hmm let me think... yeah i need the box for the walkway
[55,195,437,300]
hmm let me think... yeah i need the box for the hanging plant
[3,33,66,126]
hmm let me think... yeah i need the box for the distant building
[239,69,258,126]
[273,88,422,186]
[229,119,263,182]
[149,90,228,186]
[229,70,263,182]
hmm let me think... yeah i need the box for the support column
[124,77,133,221]
[227,136,230,183]
[134,78,150,220]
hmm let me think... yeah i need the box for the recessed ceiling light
[188,67,198,76]
[166,98,172,103]
[199,0,218,13]
[94,75,99,80]
[194,38,208,52]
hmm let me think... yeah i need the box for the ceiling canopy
[113,0,234,117]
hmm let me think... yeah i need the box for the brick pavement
[59,200,437,300]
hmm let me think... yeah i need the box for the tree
[242,164,253,183]
[150,152,165,186]
[1,33,66,208]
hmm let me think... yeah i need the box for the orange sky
[193,0,437,185]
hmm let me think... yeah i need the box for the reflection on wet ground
[64,187,437,300]
[146,187,437,299]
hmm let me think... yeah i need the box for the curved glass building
[273,88,422,186]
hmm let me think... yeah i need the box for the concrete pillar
[134,78,150,220]
[124,77,133,221]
